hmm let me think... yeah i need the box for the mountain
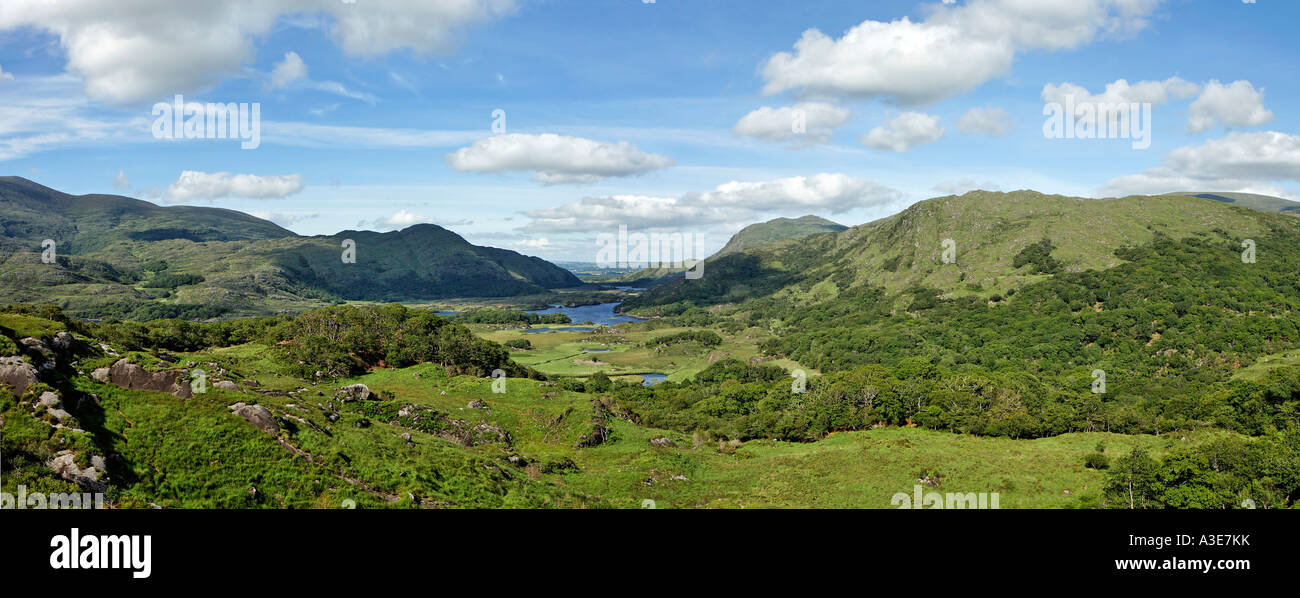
[0,177,582,318]
[624,190,1282,312]
[0,176,295,254]
[1170,191,1300,215]
[598,214,847,286]
[713,215,847,258]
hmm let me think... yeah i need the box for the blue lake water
[581,349,611,353]
[523,327,595,334]
[526,302,642,326]
[639,373,667,386]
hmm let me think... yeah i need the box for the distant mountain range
[1172,191,1300,215]
[0,177,581,318]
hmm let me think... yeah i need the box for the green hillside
[714,215,847,258]
[626,190,1275,311]
[0,178,583,318]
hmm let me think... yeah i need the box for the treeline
[609,350,1300,445]
[449,309,569,325]
[264,305,537,379]
[644,330,722,348]
[1100,431,1300,508]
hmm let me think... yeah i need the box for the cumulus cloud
[270,51,308,88]
[761,0,1165,105]
[1041,77,1199,107]
[0,0,515,103]
[731,102,851,145]
[162,170,304,203]
[956,106,1011,136]
[446,133,673,184]
[112,169,129,190]
[1187,80,1274,133]
[1099,131,1300,199]
[861,112,945,152]
[520,173,901,233]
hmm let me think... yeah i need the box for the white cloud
[1099,131,1300,199]
[861,112,945,152]
[761,0,1165,105]
[113,169,129,190]
[267,50,377,103]
[446,133,673,184]
[249,209,318,227]
[731,102,851,145]
[270,51,308,88]
[1041,77,1199,107]
[520,173,901,233]
[512,238,550,249]
[956,106,1011,136]
[0,64,12,81]
[1162,131,1300,180]
[0,0,515,103]
[163,170,305,203]
[933,179,1003,195]
[355,209,471,231]
[1187,80,1273,133]
[679,173,898,214]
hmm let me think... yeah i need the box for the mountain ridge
[0,177,582,318]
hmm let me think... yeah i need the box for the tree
[1105,448,1161,509]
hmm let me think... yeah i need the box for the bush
[1084,452,1110,470]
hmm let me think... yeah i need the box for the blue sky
[2,0,1298,261]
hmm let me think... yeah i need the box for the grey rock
[0,355,38,396]
[228,402,279,434]
[106,359,193,399]
[336,383,373,402]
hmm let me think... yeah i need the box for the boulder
[0,356,38,396]
[214,380,241,391]
[37,391,62,408]
[336,383,373,402]
[106,359,193,399]
[51,332,75,352]
[90,367,110,383]
[228,402,279,435]
[467,399,490,410]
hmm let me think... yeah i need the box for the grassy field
[473,320,815,384]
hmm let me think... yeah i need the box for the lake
[526,302,642,326]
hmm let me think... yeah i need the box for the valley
[4,184,1300,510]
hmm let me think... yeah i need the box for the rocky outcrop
[48,451,108,492]
[228,402,280,435]
[439,421,513,447]
[105,359,193,398]
[0,355,38,396]
[214,380,241,391]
